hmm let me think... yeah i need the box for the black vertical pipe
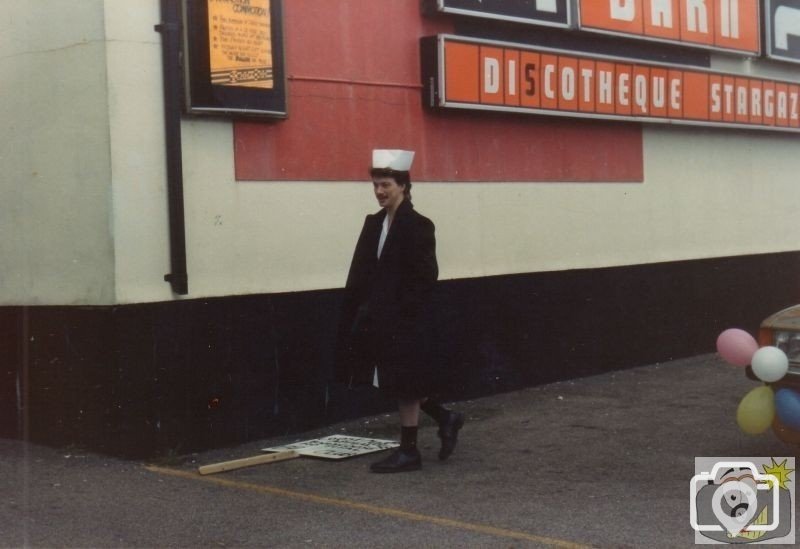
[156,0,189,295]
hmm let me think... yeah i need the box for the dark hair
[370,168,412,200]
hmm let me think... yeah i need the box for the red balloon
[716,328,759,367]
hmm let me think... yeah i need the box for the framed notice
[182,0,287,118]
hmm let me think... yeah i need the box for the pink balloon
[716,328,759,367]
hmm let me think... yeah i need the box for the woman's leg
[398,399,421,427]
[370,399,423,473]
[421,399,464,460]
[398,399,420,452]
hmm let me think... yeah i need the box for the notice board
[182,0,287,118]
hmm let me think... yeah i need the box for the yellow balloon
[737,385,775,435]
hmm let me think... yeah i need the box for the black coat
[335,199,439,398]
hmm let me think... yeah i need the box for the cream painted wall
[0,0,115,305]
[425,127,800,280]
[168,123,800,297]
[5,1,800,305]
[103,0,173,304]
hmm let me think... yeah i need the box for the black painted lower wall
[1,252,798,457]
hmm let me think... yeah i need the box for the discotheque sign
[427,35,800,132]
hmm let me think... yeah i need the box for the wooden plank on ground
[197,450,300,475]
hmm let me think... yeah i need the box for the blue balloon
[774,388,800,431]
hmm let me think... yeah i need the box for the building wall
[104,0,173,304]
[4,1,798,306]
[0,0,115,305]
[111,1,800,303]
[4,1,800,455]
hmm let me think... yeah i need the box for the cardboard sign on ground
[262,435,398,460]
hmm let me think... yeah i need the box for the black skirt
[344,312,441,400]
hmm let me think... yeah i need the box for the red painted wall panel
[233,0,643,182]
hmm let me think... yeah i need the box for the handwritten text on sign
[262,435,399,460]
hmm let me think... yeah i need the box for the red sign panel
[436,35,800,132]
[578,0,761,55]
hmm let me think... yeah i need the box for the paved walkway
[3,354,798,548]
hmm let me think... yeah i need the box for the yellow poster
[207,0,273,89]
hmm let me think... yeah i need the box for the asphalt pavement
[3,354,799,548]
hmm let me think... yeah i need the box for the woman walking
[335,149,464,473]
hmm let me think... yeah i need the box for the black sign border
[765,0,800,64]
[434,0,572,29]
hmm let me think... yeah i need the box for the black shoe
[369,448,422,473]
[438,411,464,461]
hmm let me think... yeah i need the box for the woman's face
[373,175,405,211]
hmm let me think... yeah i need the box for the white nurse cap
[372,149,415,172]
